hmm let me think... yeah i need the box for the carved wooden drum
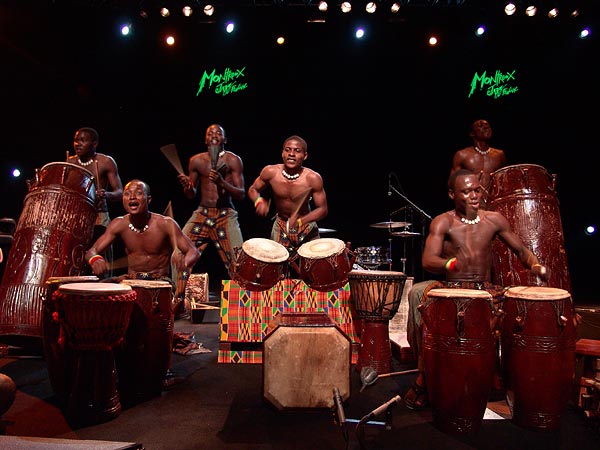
[233,238,289,291]
[296,238,354,292]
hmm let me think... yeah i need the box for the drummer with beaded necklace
[248,135,328,259]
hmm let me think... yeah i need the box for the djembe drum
[0,162,96,347]
[500,286,576,431]
[420,288,497,435]
[52,282,135,425]
[116,279,175,405]
[295,238,355,291]
[347,269,406,374]
[232,238,289,291]
[42,275,98,403]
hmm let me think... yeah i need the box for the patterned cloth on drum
[347,269,406,374]
[43,276,98,403]
[501,286,576,431]
[116,279,175,405]
[420,288,497,435]
[232,238,289,291]
[295,238,355,292]
[489,164,571,292]
[0,162,97,345]
[52,282,135,425]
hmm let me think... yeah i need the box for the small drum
[420,288,497,434]
[500,286,576,431]
[116,279,175,405]
[233,238,289,291]
[53,282,135,425]
[42,275,98,402]
[355,246,390,269]
[296,238,354,292]
[347,270,406,373]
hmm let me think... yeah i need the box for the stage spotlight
[585,225,596,236]
[166,35,175,46]
[355,27,365,39]
[475,25,486,37]
[428,36,438,46]
[341,2,351,13]
[390,2,401,14]
[182,6,193,17]
[525,5,537,17]
[160,7,170,18]
[226,22,235,33]
[120,24,132,36]
[579,28,591,39]
[365,2,376,14]
[548,8,558,19]
[276,36,285,45]
[318,1,328,12]
[504,2,516,16]
[204,4,215,16]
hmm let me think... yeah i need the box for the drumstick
[291,188,312,220]
[66,150,69,162]
[93,159,100,190]
[163,200,174,219]
[110,255,129,271]
[160,144,185,175]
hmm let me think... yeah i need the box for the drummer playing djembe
[404,169,549,410]
[248,135,328,261]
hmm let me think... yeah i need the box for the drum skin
[347,270,406,374]
[296,238,354,292]
[0,162,96,345]
[115,280,175,405]
[489,164,571,293]
[233,238,289,291]
[500,286,576,431]
[420,288,496,435]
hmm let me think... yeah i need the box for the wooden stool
[575,339,600,424]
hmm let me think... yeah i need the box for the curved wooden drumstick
[160,144,185,175]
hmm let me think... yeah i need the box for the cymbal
[390,231,421,238]
[318,228,337,234]
[370,221,411,229]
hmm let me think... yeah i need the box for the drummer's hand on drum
[531,263,549,282]
[88,255,110,276]
[254,197,270,217]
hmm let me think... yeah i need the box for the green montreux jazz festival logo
[196,66,248,97]
[468,69,518,99]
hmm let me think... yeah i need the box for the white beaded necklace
[474,146,491,155]
[461,215,480,225]
[128,222,149,233]
[78,158,94,167]
[282,169,300,180]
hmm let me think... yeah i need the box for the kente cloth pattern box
[218,279,359,364]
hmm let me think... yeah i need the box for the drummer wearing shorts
[404,169,548,410]
[248,135,328,260]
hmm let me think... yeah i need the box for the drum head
[46,276,99,285]
[120,279,173,289]
[348,269,405,279]
[297,238,345,259]
[57,282,132,296]
[505,286,570,300]
[242,238,289,263]
[427,288,492,299]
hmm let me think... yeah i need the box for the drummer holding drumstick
[67,127,124,277]
[404,169,548,410]
[248,135,328,259]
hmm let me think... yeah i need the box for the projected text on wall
[468,70,518,99]
[196,66,248,97]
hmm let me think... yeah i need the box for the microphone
[333,387,346,426]
[366,395,401,420]
[388,173,392,196]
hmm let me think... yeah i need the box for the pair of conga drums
[421,285,575,434]
[232,237,355,292]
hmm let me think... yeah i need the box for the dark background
[1,1,598,301]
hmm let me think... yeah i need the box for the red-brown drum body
[420,288,497,435]
[347,270,406,374]
[0,162,96,345]
[42,275,98,402]
[115,279,175,405]
[500,286,576,431]
[489,164,571,292]
[296,238,355,292]
[233,238,289,291]
[53,282,135,425]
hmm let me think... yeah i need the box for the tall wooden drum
[501,286,576,431]
[52,282,135,425]
[347,269,406,374]
[0,162,96,347]
[489,164,571,292]
[420,288,497,434]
